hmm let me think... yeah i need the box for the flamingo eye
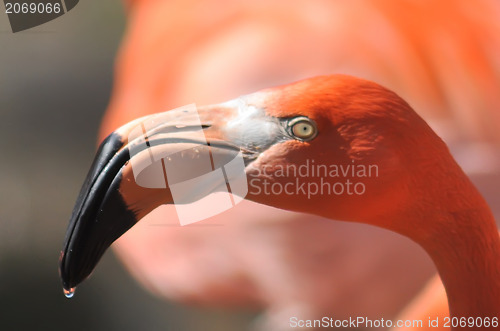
[289,117,318,141]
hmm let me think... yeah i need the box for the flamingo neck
[426,208,500,320]
[404,165,500,322]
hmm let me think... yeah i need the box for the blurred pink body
[100,0,500,329]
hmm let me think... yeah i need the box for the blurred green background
[0,1,255,330]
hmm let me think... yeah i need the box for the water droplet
[63,287,75,299]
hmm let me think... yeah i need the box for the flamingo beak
[59,99,287,293]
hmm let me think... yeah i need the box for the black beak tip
[58,247,85,292]
[58,190,139,294]
[59,258,75,296]
[58,132,137,294]
[59,255,76,298]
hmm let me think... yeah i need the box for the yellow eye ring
[289,117,318,141]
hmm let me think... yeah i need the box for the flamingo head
[60,75,449,293]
